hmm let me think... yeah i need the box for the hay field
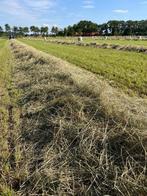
[20,39,147,96]
[44,36,147,47]
[0,39,147,195]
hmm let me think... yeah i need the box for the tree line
[62,20,147,36]
[0,24,50,37]
[0,20,147,37]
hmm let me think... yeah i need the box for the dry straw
[4,40,146,195]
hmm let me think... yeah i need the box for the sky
[0,0,147,28]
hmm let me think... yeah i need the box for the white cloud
[82,5,95,8]
[83,0,93,3]
[24,0,56,11]
[113,9,128,13]
[43,23,50,27]
[0,0,57,25]
[82,0,95,9]
[0,0,31,17]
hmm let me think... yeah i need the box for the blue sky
[0,0,147,28]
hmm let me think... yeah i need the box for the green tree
[64,20,99,36]
[30,26,36,34]
[107,21,124,35]
[76,21,98,35]
[13,26,18,34]
[23,27,29,35]
[5,24,11,32]
[0,26,3,32]
[0,26,3,36]
[41,26,48,36]
[51,26,59,35]
[18,27,24,35]
[30,26,40,36]
[66,25,75,36]
[34,27,40,35]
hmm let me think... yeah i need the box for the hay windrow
[30,38,147,54]
[5,40,147,195]
[11,40,147,129]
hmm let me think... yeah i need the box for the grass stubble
[20,39,147,97]
[0,40,25,195]
[0,39,147,195]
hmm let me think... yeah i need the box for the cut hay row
[20,38,147,96]
[2,39,145,195]
[15,40,147,128]
[43,39,147,54]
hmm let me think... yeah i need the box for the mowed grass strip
[8,41,147,195]
[0,39,10,86]
[45,36,147,47]
[0,40,26,195]
[83,38,147,47]
[0,39,6,49]
[20,39,147,96]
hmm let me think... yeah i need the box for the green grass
[0,39,23,195]
[0,40,11,87]
[20,39,147,96]
[0,39,6,49]
[46,36,147,47]
[85,37,147,47]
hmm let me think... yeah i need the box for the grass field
[0,39,6,48]
[0,40,23,195]
[0,39,11,87]
[9,40,147,194]
[20,39,147,96]
[46,36,147,47]
[0,39,147,195]
[87,38,147,47]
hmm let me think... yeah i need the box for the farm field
[0,39,147,195]
[0,39,6,48]
[1,0,147,193]
[46,36,147,47]
[20,39,147,96]
[0,39,11,87]
[86,38,147,47]
[0,39,22,195]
